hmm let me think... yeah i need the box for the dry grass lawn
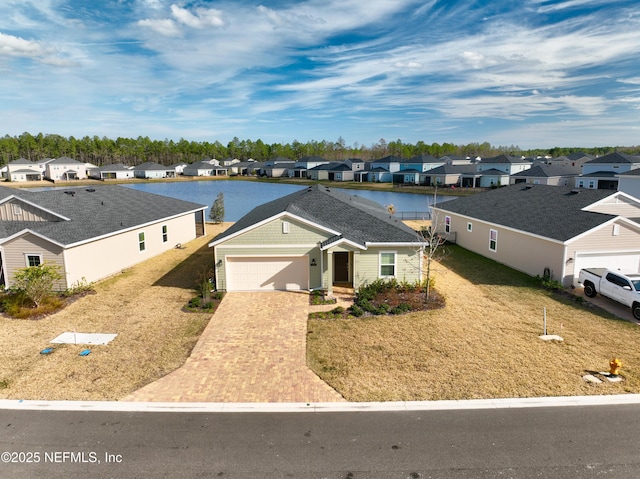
[307,245,640,401]
[0,223,230,401]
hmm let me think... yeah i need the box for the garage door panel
[574,252,640,278]
[226,256,308,291]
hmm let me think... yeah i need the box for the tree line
[0,132,638,166]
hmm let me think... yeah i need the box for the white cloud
[137,18,181,36]
[170,4,224,29]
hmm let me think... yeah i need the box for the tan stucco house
[0,185,206,290]
[209,185,425,294]
[433,185,640,287]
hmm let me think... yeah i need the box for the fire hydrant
[609,358,622,376]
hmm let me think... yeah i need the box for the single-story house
[133,162,176,179]
[432,185,640,287]
[509,164,577,186]
[0,185,207,290]
[90,163,134,180]
[209,185,425,295]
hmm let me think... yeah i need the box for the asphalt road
[2,403,640,478]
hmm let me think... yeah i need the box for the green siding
[354,248,421,288]
[222,217,330,246]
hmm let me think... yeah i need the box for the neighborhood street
[2,401,640,478]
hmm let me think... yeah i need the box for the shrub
[63,277,93,297]
[12,263,63,308]
[350,304,364,317]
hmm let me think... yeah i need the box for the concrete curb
[2,394,640,413]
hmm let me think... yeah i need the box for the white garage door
[226,256,309,291]
[574,252,640,278]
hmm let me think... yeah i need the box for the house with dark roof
[0,185,207,290]
[577,152,640,190]
[509,164,577,187]
[307,162,354,181]
[209,185,425,295]
[433,185,640,287]
[133,161,176,179]
[421,164,478,187]
[89,163,134,180]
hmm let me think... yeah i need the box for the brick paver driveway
[124,292,344,403]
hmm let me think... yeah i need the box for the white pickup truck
[578,268,640,320]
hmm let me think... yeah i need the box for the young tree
[12,263,63,308]
[210,192,225,223]
[420,187,449,304]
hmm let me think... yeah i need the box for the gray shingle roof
[0,185,206,246]
[434,184,616,242]
[585,152,640,164]
[512,165,577,177]
[212,184,423,248]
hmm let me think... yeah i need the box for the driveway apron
[124,292,344,402]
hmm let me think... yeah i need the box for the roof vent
[523,185,533,190]
[570,189,580,195]
[86,188,95,192]
[64,190,76,196]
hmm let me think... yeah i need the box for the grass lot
[307,245,640,401]
[0,224,229,401]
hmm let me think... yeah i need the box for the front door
[334,252,349,283]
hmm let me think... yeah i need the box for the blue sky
[1,0,639,149]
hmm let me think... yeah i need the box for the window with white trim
[489,229,498,252]
[282,221,289,234]
[138,232,146,252]
[467,222,472,232]
[444,216,451,233]
[12,204,22,216]
[379,252,396,278]
[162,225,168,243]
[26,254,42,267]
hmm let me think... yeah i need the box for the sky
[1,0,639,150]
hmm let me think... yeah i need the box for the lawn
[307,245,640,401]
[0,225,229,401]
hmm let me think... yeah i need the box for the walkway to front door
[124,292,345,403]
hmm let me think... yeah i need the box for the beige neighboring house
[0,185,206,290]
[7,158,46,182]
[209,185,425,295]
[433,185,640,287]
[44,157,89,181]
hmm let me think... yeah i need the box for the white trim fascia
[431,207,566,245]
[208,212,340,248]
[582,190,640,211]
[320,238,365,251]
[225,253,308,259]
[0,195,71,221]
[217,243,317,250]
[365,242,426,247]
[574,248,640,256]
[565,216,640,245]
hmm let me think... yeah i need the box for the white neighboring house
[90,163,134,180]
[617,168,640,199]
[133,162,176,179]
[576,152,640,190]
[0,185,207,290]
[44,157,89,181]
[7,158,45,182]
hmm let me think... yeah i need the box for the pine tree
[210,192,225,223]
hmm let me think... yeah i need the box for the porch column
[327,251,333,296]
[352,251,359,289]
